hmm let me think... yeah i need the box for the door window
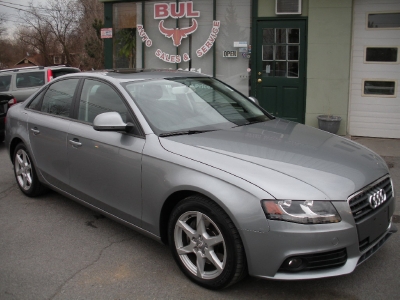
[262,28,300,78]
[0,75,11,92]
[78,79,129,123]
[16,72,45,88]
[41,79,79,117]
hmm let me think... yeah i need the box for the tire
[13,143,47,197]
[168,195,247,289]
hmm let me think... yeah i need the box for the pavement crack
[48,236,134,300]
[0,184,17,201]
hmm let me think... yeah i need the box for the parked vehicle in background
[0,93,17,142]
[4,70,397,289]
[0,66,80,102]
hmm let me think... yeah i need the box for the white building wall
[348,0,400,138]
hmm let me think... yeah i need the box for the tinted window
[78,79,128,123]
[0,75,11,92]
[27,89,46,111]
[41,79,79,117]
[16,72,45,88]
[366,47,398,62]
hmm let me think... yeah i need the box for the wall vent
[276,0,302,15]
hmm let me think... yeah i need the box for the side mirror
[93,112,134,133]
[248,96,259,105]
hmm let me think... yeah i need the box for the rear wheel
[168,195,247,289]
[13,143,46,197]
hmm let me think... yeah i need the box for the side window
[0,75,11,92]
[27,89,46,111]
[41,79,79,117]
[16,72,45,88]
[78,79,129,123]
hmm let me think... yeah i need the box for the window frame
[361,78,397,98]
[366,11,400,30]
[364,46,399,64]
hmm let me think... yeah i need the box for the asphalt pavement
[0,137,399,300]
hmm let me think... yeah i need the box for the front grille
[278,248,347,273]
[348,176,393,223]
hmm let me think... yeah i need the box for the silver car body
[5,71,396,281]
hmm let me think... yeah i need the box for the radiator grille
[348,176,393,224]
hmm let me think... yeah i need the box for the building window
[362,80,397,97]
[365,47,398,63]
[367,12,400,29]
[113,3,137,68]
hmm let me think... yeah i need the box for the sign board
[101,28,113,39]
[223,50,237,58]
[234,41,247,48]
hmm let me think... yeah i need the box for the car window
[41,79,79,117]
[123,77,271,134]
[27,89,47,111]
[78,79,129,123]
[0,75,11,92]
[16,72,45,88]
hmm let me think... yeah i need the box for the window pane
[79,80,128,123]
[28,89,46,111]
[364,81,395,95]
[275,61,286,77]
[368,13,400,28]
[276,29,286,44]
[288,46,299,60]
[263,28,274,44]
[262,45,273,61]
[366,47,398,62]
[288,29,299,43]
[0,75,11,92]
[41,79,79,117]
[275,46,286,60]
[288,62,299,77]
[16,72,45,88]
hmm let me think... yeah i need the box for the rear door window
[16,72,45,88]
[41,79,79,117]
[0,75,11,92]
[52,69,80,78]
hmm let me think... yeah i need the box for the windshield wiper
[233,120,266,127]
[159,130,216,137]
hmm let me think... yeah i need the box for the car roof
[63,69,210,82]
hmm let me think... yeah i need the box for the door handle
[257,79,262,83]
[31,128,40,135]
[69,139,82,147]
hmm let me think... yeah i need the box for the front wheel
[13,143,46,197]
[168,195,247,289]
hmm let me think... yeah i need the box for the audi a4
[4,70,397,289]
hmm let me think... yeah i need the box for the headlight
[261,200,341,224]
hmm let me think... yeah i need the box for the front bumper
[241,198,396,280]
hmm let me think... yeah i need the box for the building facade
[100,0,400,138]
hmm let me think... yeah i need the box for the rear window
[52,69,80,78]
[0,75,11,92]
[16,72,45,88]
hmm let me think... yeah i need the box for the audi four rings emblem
[368,189,387,209]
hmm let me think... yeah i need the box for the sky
[0,0,46,36]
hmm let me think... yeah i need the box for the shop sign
[101,28,113,39]
[137,1,220,64]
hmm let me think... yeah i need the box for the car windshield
[122,77,271,135]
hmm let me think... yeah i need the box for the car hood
[159,119,389,200]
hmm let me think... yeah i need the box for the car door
[67,78,145,226]
[27,78,80,190]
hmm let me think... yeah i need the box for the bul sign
[137,1,220,64]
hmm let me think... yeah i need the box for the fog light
[287,258,303,269]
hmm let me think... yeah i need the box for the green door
[255,20,307,123]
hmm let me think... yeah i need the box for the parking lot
[0,140,399,300]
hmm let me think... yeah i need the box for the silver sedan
[4,70,397,289]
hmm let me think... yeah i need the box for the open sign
[223,51,237,58]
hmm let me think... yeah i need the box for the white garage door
[349,0,400,138]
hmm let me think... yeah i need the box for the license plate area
[356,203,389,244]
